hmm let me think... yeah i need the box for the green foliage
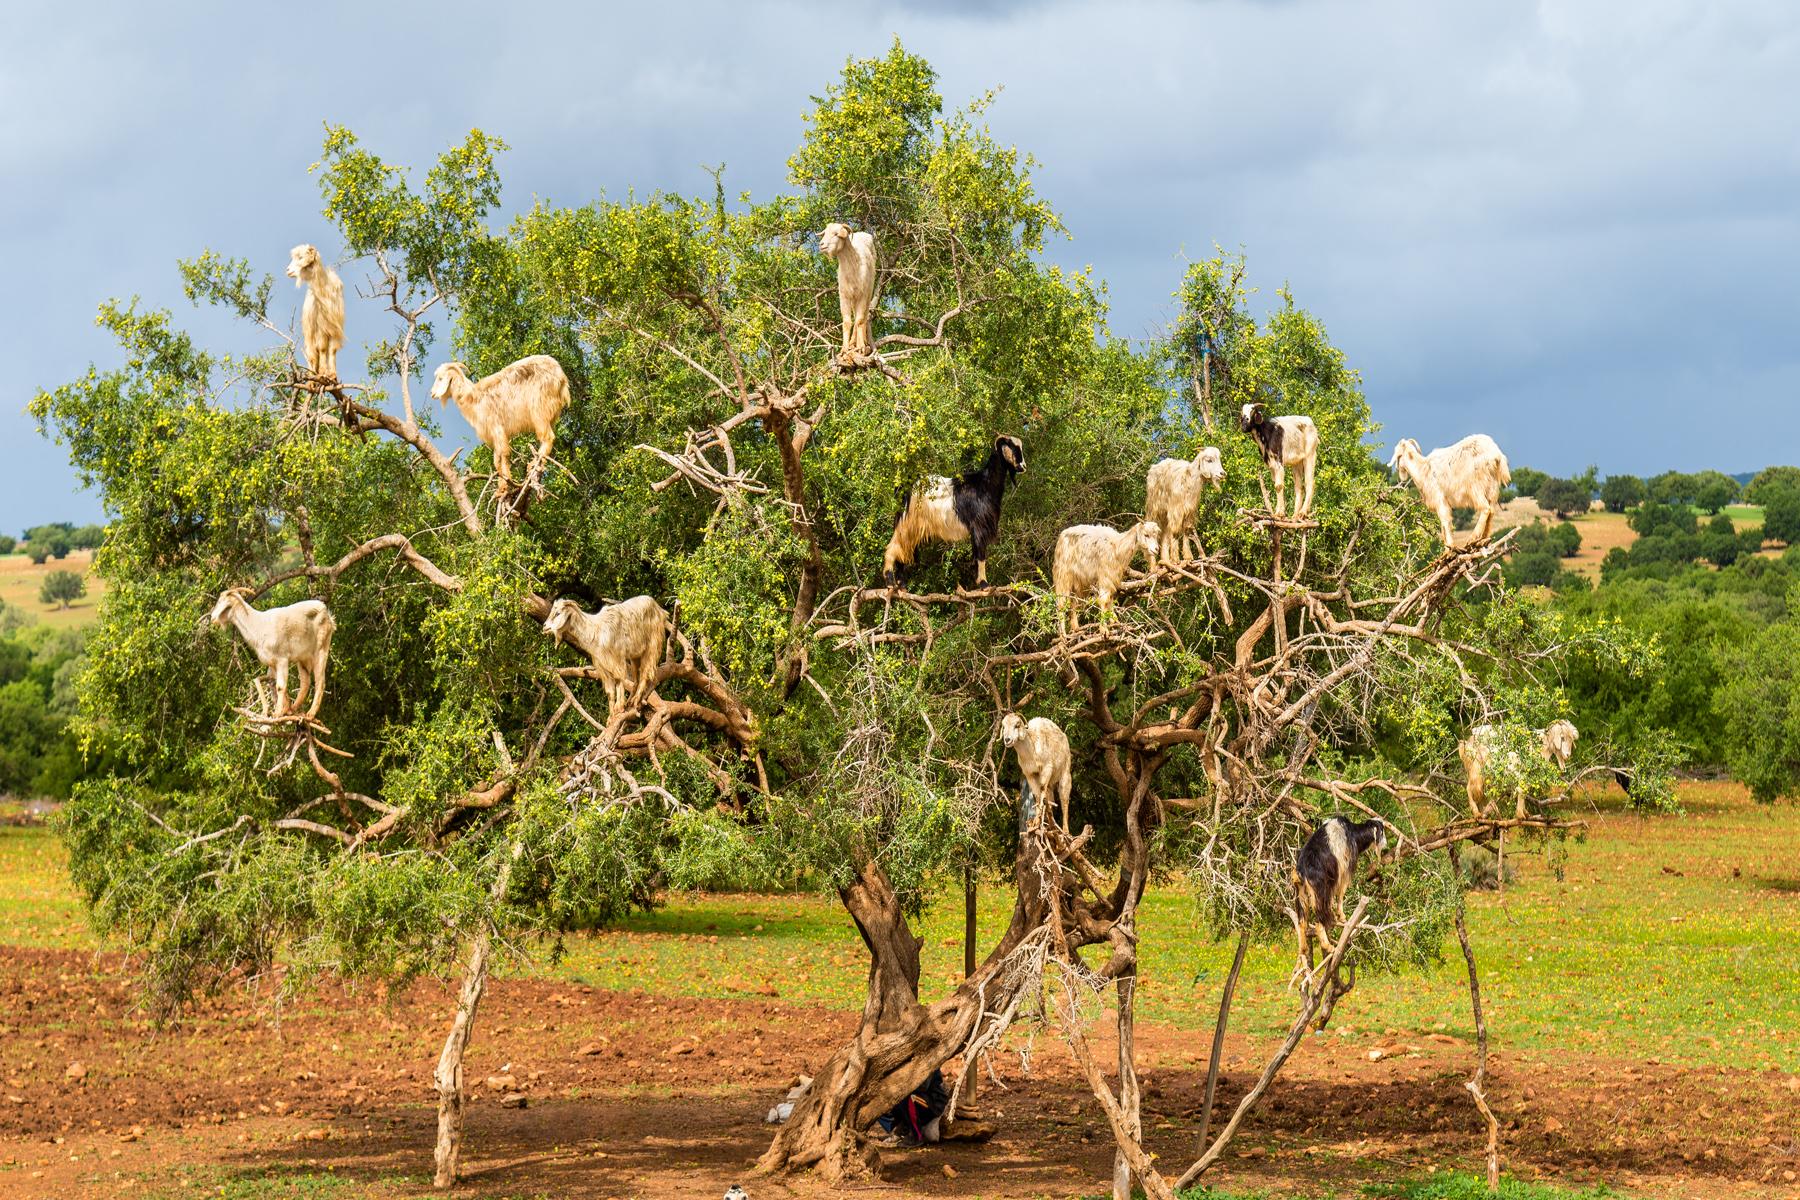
[1744,464,1800,506]
[0,536,13,555]
[1598,472,1644,512]
[1367,1172,1622,1200]
[1647,469,1695,505]
[1715,595,1800,803]
[1761,485,1800,545]
[1535,476,1590,518]
[1510,466,1548,497]
[1690,469,1741,514]
[38,569,86,609]
[70,523,106,550]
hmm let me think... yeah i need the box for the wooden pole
[1196,932,1249,1151]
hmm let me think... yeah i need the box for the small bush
[1536,478,1590,518]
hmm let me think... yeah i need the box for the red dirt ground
[2,946,1797,1198]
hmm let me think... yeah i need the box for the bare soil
[2,946,1797,1198]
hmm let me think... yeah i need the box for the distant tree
[1628,499,1699,539]
[1551,521,1582,558]
[70,524,105,550]
[1647,471,1695,506]
[1745,466,1800,506]
[1691,470,1741,514]
[38,571,86,610]
[1451,506,1475,531]
[1600,474,1646,512]
[1739,525,1766,556]
[1761,487,1800,545]
[1536,477,1591,519]
[1508,552,1560,587]
[46,534,72,560]
[1511,466,1549,497]
[0,536,15,555]
[24,542,50,565]
[22,522,74,544]
[1572,464,1600,497]
[1717,618,1800,803]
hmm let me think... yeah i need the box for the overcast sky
[5,0,1796,529]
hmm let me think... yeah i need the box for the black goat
[883,435,1026,589]
[1292,816,1389,970]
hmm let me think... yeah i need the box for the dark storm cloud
[4,0,1796,527]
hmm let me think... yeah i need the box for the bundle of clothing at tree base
[873,1069,950,1146]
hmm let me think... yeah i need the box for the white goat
[542,595,670,716]
[1052,520,1161,634]
[1239,403,1319,517]
[1459,719,1579,819]
[209,587,336,719]
[1388,434,1512,548]
[1000,713,1073,832]
[286,244,345,382]
[819,222,876,361]
[430,355,571,495]
[1145,445,1225,566]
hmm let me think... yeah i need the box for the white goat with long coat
[1145,445,1225,566]
[819,222,876,361]
[1388,434,1512,548]
[286,244,345,382]
[1052,520,1161,634]
[542,596,670,716]
[431,355,571,495]
[1459,719,1578,819]
[1000,713,1073,832]
[209,588,336,719]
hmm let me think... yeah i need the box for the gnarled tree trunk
[759,840,1058,1180]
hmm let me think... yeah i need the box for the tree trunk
[432,847,516,1189]
[433,923,494,1188]
[1112,975,1140,1200]
[760,844,1054,1179]
[960,863,979,1103]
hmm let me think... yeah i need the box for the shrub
[1536,477,1591,518]
[70,524,105,550]
[1762,486,1800,545]
[1550,521,1581,557]
[38,571,86,610]
[1599,473,1646,512]
[1508,552,1559,587]
[1628,499,1698,538]
[24,542,49,565]
[0,536,15,555]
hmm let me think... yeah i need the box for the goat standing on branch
[1052,520,1160,634]
[543,595,670,717]
[819,222,877,362]
[1145,445,1224,566]
[209,587,336,719]
[1292,816,1388,985]
[1388,434,1511,547]
[1000,713,1073,832]
[884,435,1025,591]
[286,244,345,382]
[1239,403,1318,517]
[430,355,570,498]
[1459,719,1578,819]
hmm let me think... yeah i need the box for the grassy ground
[10,781,1797,1075]
[0,549,104,629]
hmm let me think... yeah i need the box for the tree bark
[1113,974,1141,1200]
[432,847,516,1189]
[759,843,1056,1179]
[1450,850,1501,1192]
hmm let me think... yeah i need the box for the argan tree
[38,43,1664,1196]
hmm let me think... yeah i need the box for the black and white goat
[1292,816,1388,976]
[883,435,1026,590]
[1240,403,1320,517]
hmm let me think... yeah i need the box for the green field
[10,780,1797,1075]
